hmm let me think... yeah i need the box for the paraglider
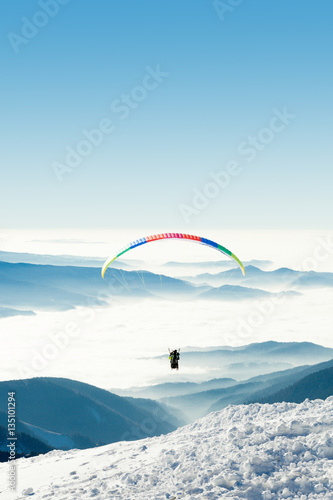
[101,233,245,278]
[101,233,245,372]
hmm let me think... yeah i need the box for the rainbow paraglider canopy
[101,233,245,278]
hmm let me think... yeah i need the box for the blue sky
[1,0,332,229]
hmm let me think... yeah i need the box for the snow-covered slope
[18,422,75,450]
[2,398,333,499]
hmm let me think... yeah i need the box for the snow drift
[1,397,333,499]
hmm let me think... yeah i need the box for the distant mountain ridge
[0,306,35,318]
[0,261,199,313]
[0,250,105,268]
[113,377,237,399]
[163,259,273,270]
[0,261,294,316]
[199,284,300,300]
[185,264,333,291]
[152,341,333,376]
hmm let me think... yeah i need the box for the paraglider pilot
[169,349,180,370]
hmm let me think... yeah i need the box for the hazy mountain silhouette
[0,251,105,268]
[0,306,35,318]
[113,378,237,399]
[150,341,333,381]
[199,284,300,300]
[0,261,286,315]
[0,261,200,312]
[163,260,273,270]
[187,265,333,290]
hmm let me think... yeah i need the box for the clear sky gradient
[1,0,332,229]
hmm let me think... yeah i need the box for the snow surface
[20,421,74,450]
[1,398,333,499]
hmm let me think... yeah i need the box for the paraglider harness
[169,349,180,370]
